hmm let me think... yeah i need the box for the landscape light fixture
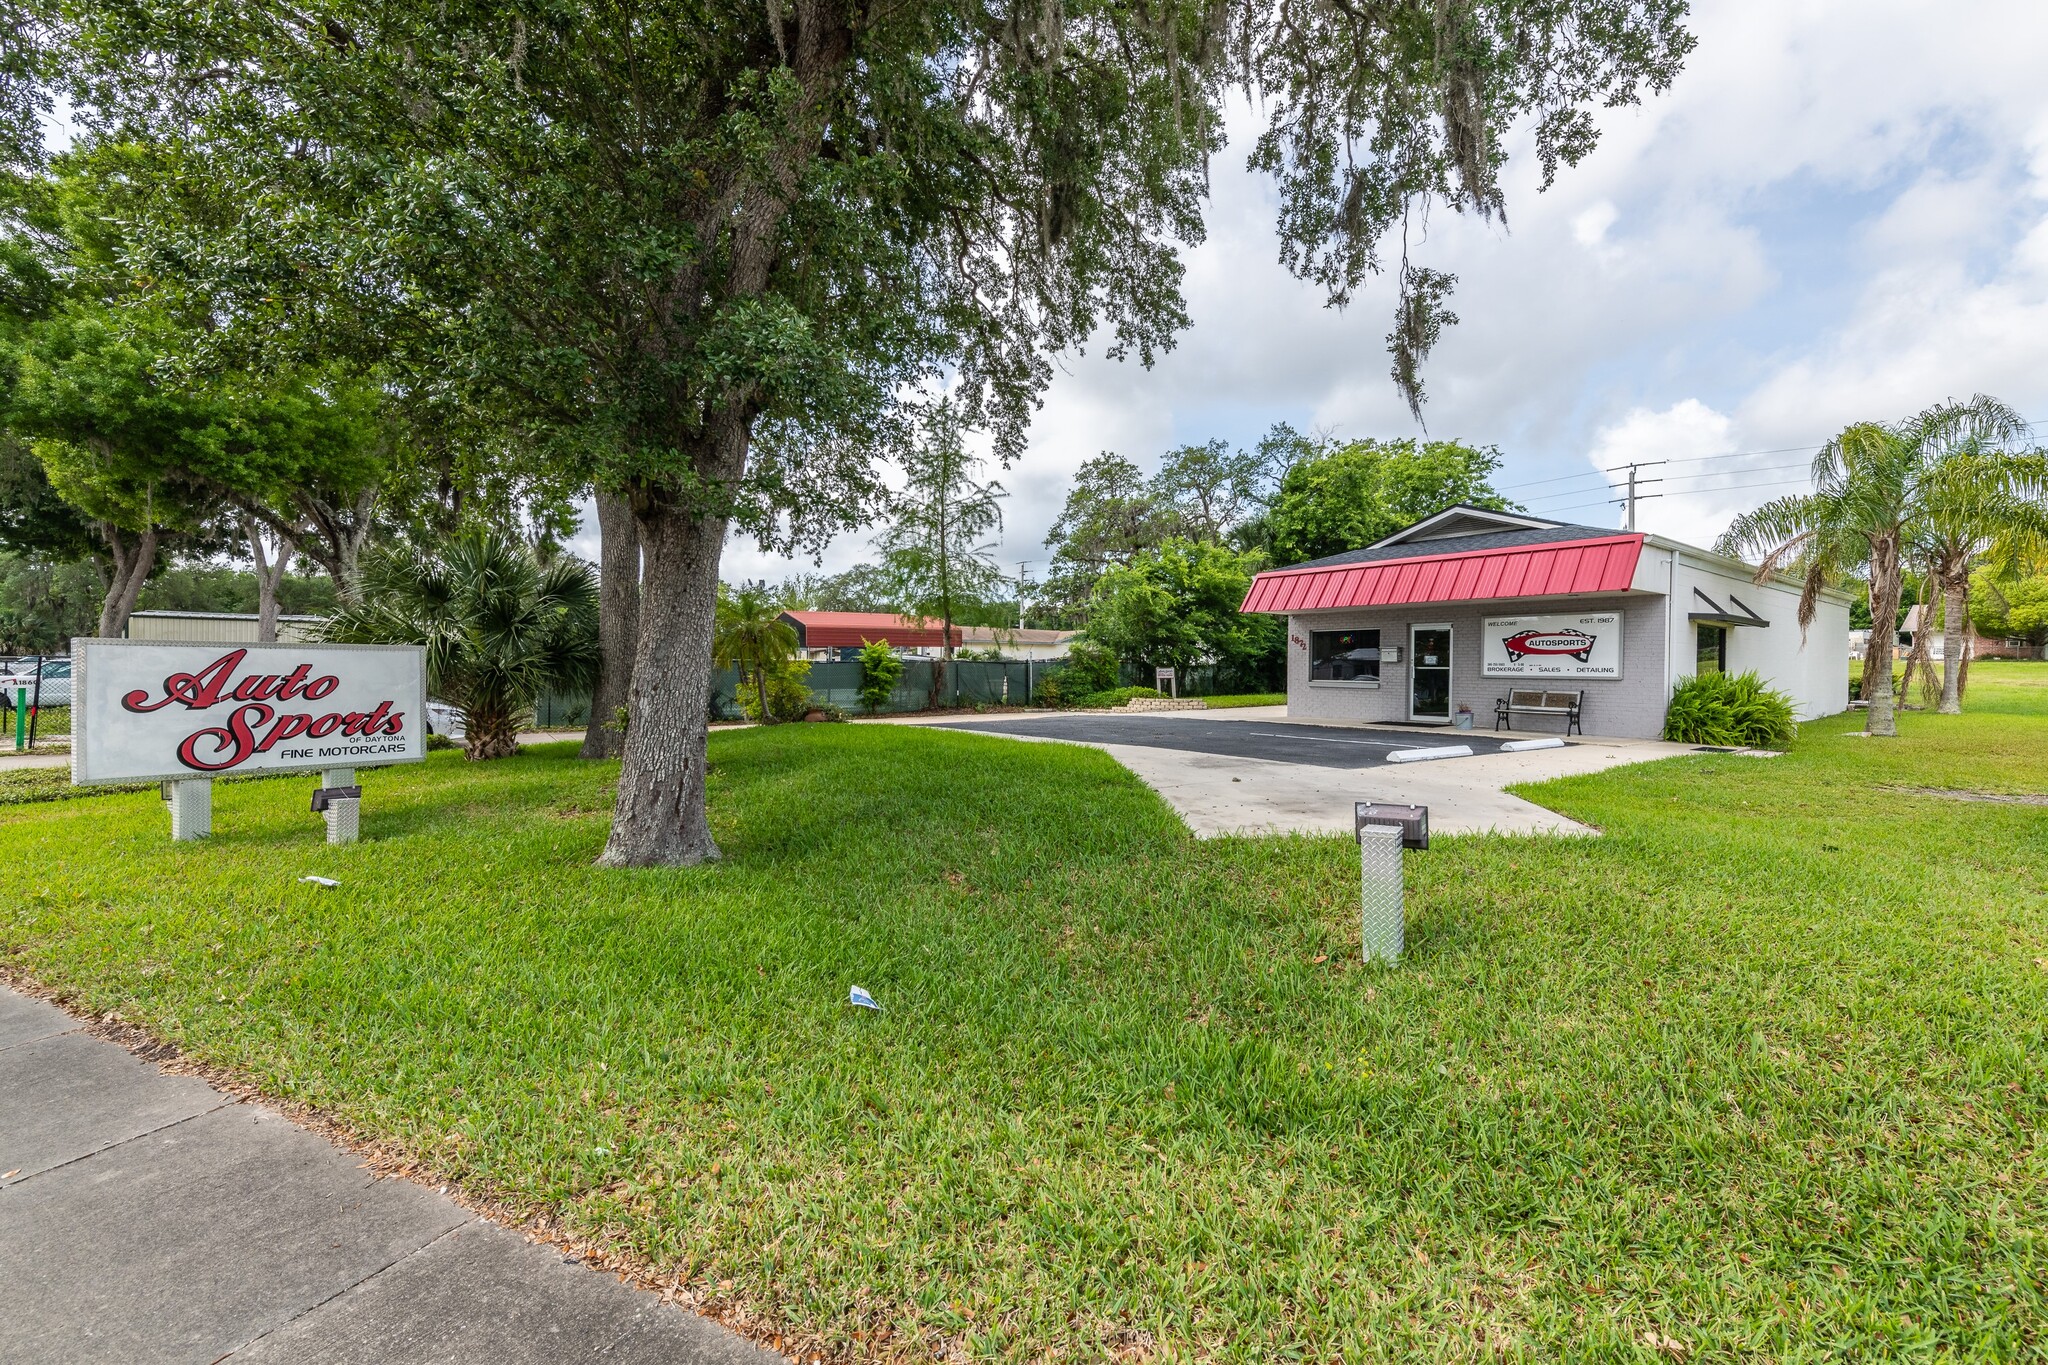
[1354,802,1428,963]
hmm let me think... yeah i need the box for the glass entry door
[1410,624,1453,722]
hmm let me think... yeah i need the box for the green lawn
[3,665,2045,1360]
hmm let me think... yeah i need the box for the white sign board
[1481,612,1624,679]
[72,639,427,785]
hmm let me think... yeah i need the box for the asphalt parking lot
[927,714,1539,768]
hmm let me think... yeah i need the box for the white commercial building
[1240,506,1852,739]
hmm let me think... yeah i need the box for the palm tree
[320,528,599,759]
[1717,395,2027,737]
[1908,443,2048,713]
[713,583,798,723]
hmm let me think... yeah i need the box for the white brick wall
[1667,552,1852,720]
[1285,595,1671,738]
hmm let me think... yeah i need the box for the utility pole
[1604,460,1665,530]
[1016,561,1033,630]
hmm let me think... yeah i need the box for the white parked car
[0,657,71,706]
[426,701,465,739]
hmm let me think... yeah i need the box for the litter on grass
[299,876,340,888]
[848,986,882,1011]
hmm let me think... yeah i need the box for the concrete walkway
[0,984,782,1365]
[912,706,1699,837]
[0,749,69,770]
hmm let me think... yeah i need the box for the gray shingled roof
[1275,522,1627,573]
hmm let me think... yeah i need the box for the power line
[1502,413,2048,497]
[1540,474,1818,523]
[1520,458,1819,509]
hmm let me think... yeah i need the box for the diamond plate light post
[164,779,213,841]
[1354,802,1428,963]
[310,768,362,844]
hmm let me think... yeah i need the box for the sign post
[72,640,426,844]
[1155,666,1177,699]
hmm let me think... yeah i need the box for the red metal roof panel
[1240,534,1644,614]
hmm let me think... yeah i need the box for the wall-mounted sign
[72,640,427,785]
[1481,612,1623,679]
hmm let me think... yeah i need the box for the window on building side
[1311,629,1381,682]
[1696,623,1728,675]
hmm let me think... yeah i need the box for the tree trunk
[292,485,379,602]
[1858,622,1888,701]
[463,704,522,760]
[96,524,159,638]
[243,514,293,644]
[599,497,727,867]
[1937,578,1967,714]
[581,490,641,758]
[1864,537,1902,737]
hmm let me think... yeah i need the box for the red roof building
[779,611,962,654]
[1237,505,1850,739]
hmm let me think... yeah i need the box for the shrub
[1073,685,1165,709]
[857,640,904,714]
[1062,640,1119,695]
[1662,671,1797,748]
[740,658,815,723]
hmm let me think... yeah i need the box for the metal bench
[1494,688,1584,736]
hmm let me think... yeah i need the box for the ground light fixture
[309,769,363,844]
[1354,802,1428,963]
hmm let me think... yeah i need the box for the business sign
[1481,612,1623,679]
[72,639,427,785]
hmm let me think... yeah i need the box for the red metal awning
[1241,534,1645,614]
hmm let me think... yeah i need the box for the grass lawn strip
[1,663,2044,1360]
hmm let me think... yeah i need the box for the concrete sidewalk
[0,984,783,1365]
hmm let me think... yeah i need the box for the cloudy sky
[686,0,2048,588]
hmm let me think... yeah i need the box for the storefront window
[1696,623,1727,675]
[1311,629,1381,682]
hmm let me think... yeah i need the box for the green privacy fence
[536,654,1279,726]
[540,659,1061,726]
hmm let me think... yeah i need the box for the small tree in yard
[1908,440,2048,712]
[857,639,903,715]
[320,528,598,759]
[1088,539,1280,684]
[74,0,1695,863]
[714,583,800,724]
[877,403,1006,689]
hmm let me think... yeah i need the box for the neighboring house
[124,610,322,644]
[1897,604,2044,662]
[779,610,963,662]
[1239,504,1852,739]
[956,626,1078,660]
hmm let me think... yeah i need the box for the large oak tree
[61,0,1692,864]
